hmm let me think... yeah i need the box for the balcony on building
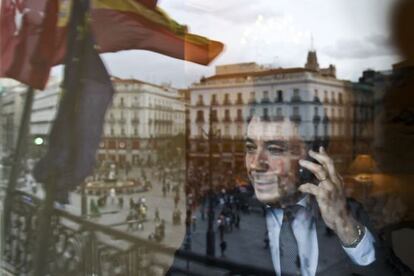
[261,97,271,104]
[211,99,219,106]
[248,97,257,104]
[290,95,302,103]
[222,99,232,106]
[275,97,284,103]
[273,115,284,122]
[196,115,205,123]
[235,115,244,123]
[211,114,219,123]
[313,96,321,103]
[222,115,232,123]
[313,115,321,123]
[290,114,302,123]
[261,115,271,122]
[196,100,204,106]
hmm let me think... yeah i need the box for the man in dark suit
[168,116,405,275]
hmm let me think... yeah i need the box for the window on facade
[277,90,283,102]
[211,109,218,122]
[110,128,114,136]
[134,127,138,136]
[314,106,319,115]
[224,93,230,104]
[249,91,256,102]
[263,108,269,117]
[315,89,318,98]
[331,107,335,117]
[237,109,242,118]
[293,106,299,116]
[120,97,124,107]
[121,128,125,135]
[196,110,204,121]
[293,89,300,97]
[197,95,203,104]
[237,93,242,103]
[331,91,335,102]
[225,109,230,120]
[277,107,282,116]
[211,94,217,104]
[263,91,269,99]
[339,93,343,104]
[224,125,230,137]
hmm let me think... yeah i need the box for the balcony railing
[107,118,116,124]
[195,101,204,107]
[222,99,232,106]
[235,98,244,105]
[261,115,271,122]
[261,98,271,104]
[211,100,219,106]
[289,114,302,123]
[273,115,284,122]
[4,190,274,275]
[222,116,232,123]
[235,116,244,123]
[290,96,302,103]
[196,116,205,123]
[211,115,219,123]
[313,115,321,123]
[248,98,257,104]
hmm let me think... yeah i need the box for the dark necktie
[279,205,301,276]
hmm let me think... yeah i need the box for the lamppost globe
[34,137,44,145]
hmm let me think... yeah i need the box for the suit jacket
[167,197,408,276]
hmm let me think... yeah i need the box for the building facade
[98,77,186,166]
[188,51,375,181]
[0,83,27,157]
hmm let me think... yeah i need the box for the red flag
[0,0,58,89]
[1,0,224,90]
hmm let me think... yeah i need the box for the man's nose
[250,149,269,172]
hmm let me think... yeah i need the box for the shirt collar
[265,194,311,210]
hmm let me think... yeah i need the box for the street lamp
[205,106,221,257]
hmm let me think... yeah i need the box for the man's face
[245,118,306,206]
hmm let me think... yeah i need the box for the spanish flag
[0,0,224,89]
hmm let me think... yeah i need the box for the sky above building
[51,0,400,88]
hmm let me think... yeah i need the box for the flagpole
[3,86,35,231]
[33,0,89,274]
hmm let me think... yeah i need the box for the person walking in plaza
[220,240,227,257]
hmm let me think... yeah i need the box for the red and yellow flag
[0,0,224,90]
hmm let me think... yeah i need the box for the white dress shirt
[266,196,376,276]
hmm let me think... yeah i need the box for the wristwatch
[342,223,365,248]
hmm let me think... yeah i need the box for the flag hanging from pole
[33,0,114,203]
[1,0,224,90]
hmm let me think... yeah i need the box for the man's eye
[267,146,285,155]
[245,144,256,153]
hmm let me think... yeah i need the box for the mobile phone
[298,140,327,185]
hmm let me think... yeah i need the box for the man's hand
[298,147,360,246]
